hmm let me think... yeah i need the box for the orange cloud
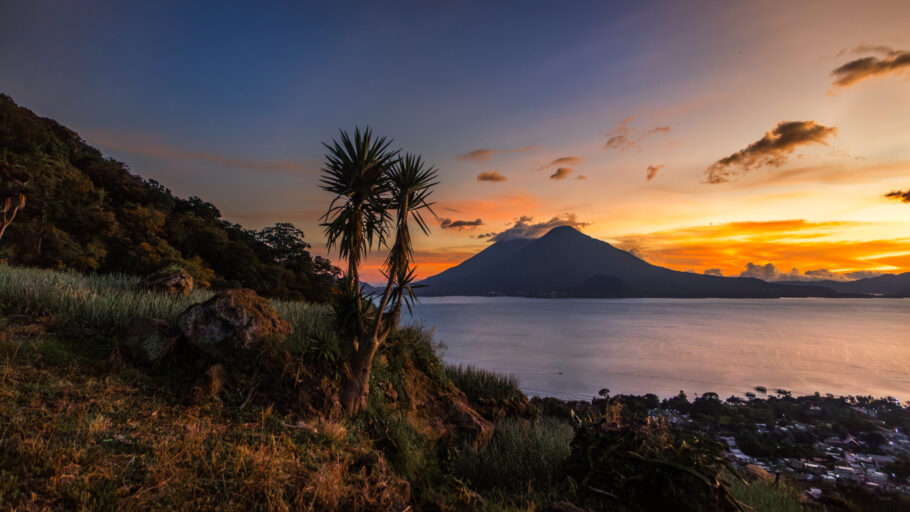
[831,47,910,89]
[550,167,572,180]
[456,146,536,163]
[705,121,837,183]
[646,165,664,181]
[537,156,583,171]
[603,118,671,152]
[477,171,507,182]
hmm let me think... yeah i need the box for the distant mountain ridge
[778,273,910,297]
[417,226,857,298]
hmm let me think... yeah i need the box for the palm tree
[320,127,398,294]
[321,133,438,414]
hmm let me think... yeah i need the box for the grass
[0,264,332,342]
[727,472,812,512]
[445,364,523,403]
[450,418,573,495]
[0,364,410,511]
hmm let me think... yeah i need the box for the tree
[320,128,438,414]
[0,193,26,241]
[255,222,311,264]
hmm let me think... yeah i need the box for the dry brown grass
[0,361,410,511]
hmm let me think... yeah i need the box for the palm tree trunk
[339,333,381,414]
[339,199,409,414]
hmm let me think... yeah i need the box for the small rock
[177,289,291,359]
[446,395,494,447]
[121,318,178,365]
[138,270,194,295]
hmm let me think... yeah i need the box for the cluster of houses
[720,428,909,495]
[659,400,910,499]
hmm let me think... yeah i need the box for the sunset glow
[3,1,908,283]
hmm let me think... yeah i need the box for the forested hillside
[0,94,338,300]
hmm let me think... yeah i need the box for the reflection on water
[406,297,910,401]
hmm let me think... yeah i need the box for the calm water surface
[406,297,910,401]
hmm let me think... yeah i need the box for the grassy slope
[0,265,815,511]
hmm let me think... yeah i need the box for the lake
[406,297,910,401]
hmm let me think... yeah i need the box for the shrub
[562,416,745,512]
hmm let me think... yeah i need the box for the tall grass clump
[0,265,211,331]
[450,418,573,494]
[727,473,811,512]
[0,265,333,340]
[445,364,523,403]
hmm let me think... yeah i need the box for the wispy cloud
[550,167,572,180]
[831,46,910,90]
[576,174,587,180]
[646,164,664,181]
[537,156,583,171]
[603,117,671,152]
[440,217,484,230]
[87,133,316,175]
[456,146,536,163]
[478,213,589,242]
[477,171,507,182]
[885,187,910,203]
[705,121,837,183]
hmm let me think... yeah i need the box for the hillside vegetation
[0,94,338,301]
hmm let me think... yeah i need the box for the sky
[2,0,909,283]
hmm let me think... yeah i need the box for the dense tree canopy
[0,94,339,301]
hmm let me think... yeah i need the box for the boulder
[743,464,775,484]
[177,288,291,359]
[121,318,179,365]
[138,270,194,295]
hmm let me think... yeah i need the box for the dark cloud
[739,262,879,282]
[456,146,535,163]
[440,217,483,230]
[646,164,664,181]
[704,268,723,277]
[845,270,885,280]
[477,171,507,183]
[478,214,589,242]
[550,167,572,180]
[831,47,910,89]
[603,118,671,152]
[705,121,837,183]
[885,188,910,203]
